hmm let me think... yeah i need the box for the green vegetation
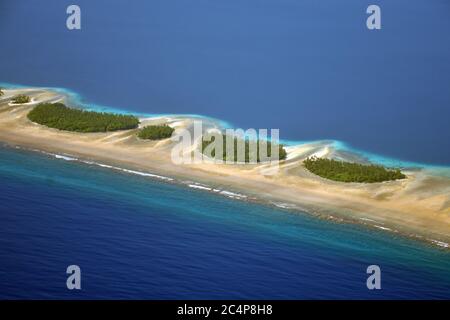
[12,95,30,104]
[137,125,175,140]
[201,134,287,163]
[303,157,406,183]
[27,103,139,132]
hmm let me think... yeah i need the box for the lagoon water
[0,145,449,299]
[0,0,450,299]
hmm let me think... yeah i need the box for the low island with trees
[137,125,175,140]
[27,102,139,132]
[201,134,287,163]
[12,95,31,104]
[303,157,406,183]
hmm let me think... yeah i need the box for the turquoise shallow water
[0,144,449,299]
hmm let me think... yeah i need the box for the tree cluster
[137,125,175,140]
[201,134,287,163]
[27,103,139,132]
[303,156,406,183]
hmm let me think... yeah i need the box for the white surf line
[184,181,249,200]
[271,202,298,209]
[39,150,174,181]
[38,150,78,161]
[219,190,247,199]
[23,146,259,204]
[118,168,174,181]
[188,184,212,191]
[87,162,174,181]
[53,154,78,161]
[358,219,400,234]
[373,225,392,231]
[428,239,449,248]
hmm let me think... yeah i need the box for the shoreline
[2,81,448,169]
[1,87,450,249]
[3,142,448,250]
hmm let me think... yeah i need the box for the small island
[27,102,139,132]
[138,125,175,140]
[202,134,287,163]
[303,157,406,183]
[12,94,31,104]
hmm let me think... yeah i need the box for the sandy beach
[1,88,449,248]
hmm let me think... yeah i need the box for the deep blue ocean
[0,145,449,299]
[1,0,450,299]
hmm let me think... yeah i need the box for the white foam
[39,150,174,181]
[185,183,250,200]
[27,147,254,202]
[94,163,114,169]
[188,184,212,191]
[121,168,173,180]
[98,165,174,181]
[272,202,297,209]
[374,225,392,231]
[219,190,247,199]
[54,154,78,161]
[428,239,449,248]
[39,151,78,161]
